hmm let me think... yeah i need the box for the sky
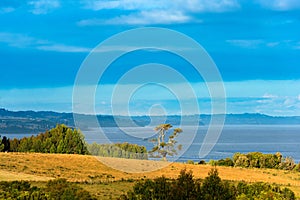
[0,0,300,116]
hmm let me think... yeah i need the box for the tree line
[207,152,300,171]
[0,124,148,160]
[0,124,89,154]
[119,168,295,200]
[88,142,148,160]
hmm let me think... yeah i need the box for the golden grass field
[1,152,300,199]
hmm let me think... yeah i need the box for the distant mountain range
[0,108,300,134]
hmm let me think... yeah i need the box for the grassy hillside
[1,153,300,199]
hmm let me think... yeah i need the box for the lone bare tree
[149,124,183,161]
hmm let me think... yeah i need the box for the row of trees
[0,124,89,154]
[119,168,295,200]
[1,124,149,160]
[0,179,95,199]
[1,123,183,161]
[233,152,297,170]
[210,152,300,171]
[87,142,148,160]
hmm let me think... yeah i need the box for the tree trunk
[162,156,167,161]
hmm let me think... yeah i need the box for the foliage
[186,160,195,165]
[0,135,9,152]
[45,178,96,200]
[120,168,295,200]
[198,160,206,165]
[0,180,47,199]
[278,157,296,170]
[87,142,148,160]
[0,179,96,200]
[148,124,182,161]
[211,152,297,170]
[236,182,295,200]
[233,152,295,170]
[201,168,236,200]
[210,158,234,167]
[1,124,89,155]
[293,163,300,172]
[120,169,200,200]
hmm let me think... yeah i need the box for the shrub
[216,158,234,167]
[198,160,206,165]
[45,178,96,200]
[186,160,194,165]
[236,182,295,200]
[208,159,217,166]
[232,152,294,170]
[293,163,300,172]
[0,179,96,200]
[120,168,295,200]
[201,168,236,200]
[87,142,148,160]
[279,157,296,170]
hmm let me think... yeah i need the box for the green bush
[208,159,217,166]
[120,168,295,200]
[0,179,96,200]
[186,160,194,165]
[45,178,95,200]
[201,168,236,200]
[232,152,296,170]
[87,142,148,160]
[216,158,234,167]
[293,163,300,172]
[236,182,295,200]
[198,160,206,165]
[279,157,296,170]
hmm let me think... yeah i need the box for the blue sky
[0,0,300,116]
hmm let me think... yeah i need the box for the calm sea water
[7,125,300,163]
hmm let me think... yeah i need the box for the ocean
[6,125,300,163]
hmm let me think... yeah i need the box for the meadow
[1,152,300,199]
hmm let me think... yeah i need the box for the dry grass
[0,170,52,182]
[1,152,300,198]
[78,181,135,199]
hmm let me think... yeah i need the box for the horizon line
[1,108,300,118]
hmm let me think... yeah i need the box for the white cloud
[113,10,191,25]
[256,0,300,11]
[0,32,46,48]
[226,39,299,49]
[0,7,15,13]
[262,93,278,99]
[226,39,264,48]
[0,32,90,53]
[28,0,60,14]
[298,94,300,101]
[80,0,239,25]
[266,42,280,47]
[294,42,300,49]
[37,44,91,53]
[283,97,295,107]
[79,10,191,25]
[256,93,277,104]
[185,0,240,12]
[83,0,240,12]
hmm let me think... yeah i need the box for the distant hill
[0,108,300,134]
[199,113,300,125]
